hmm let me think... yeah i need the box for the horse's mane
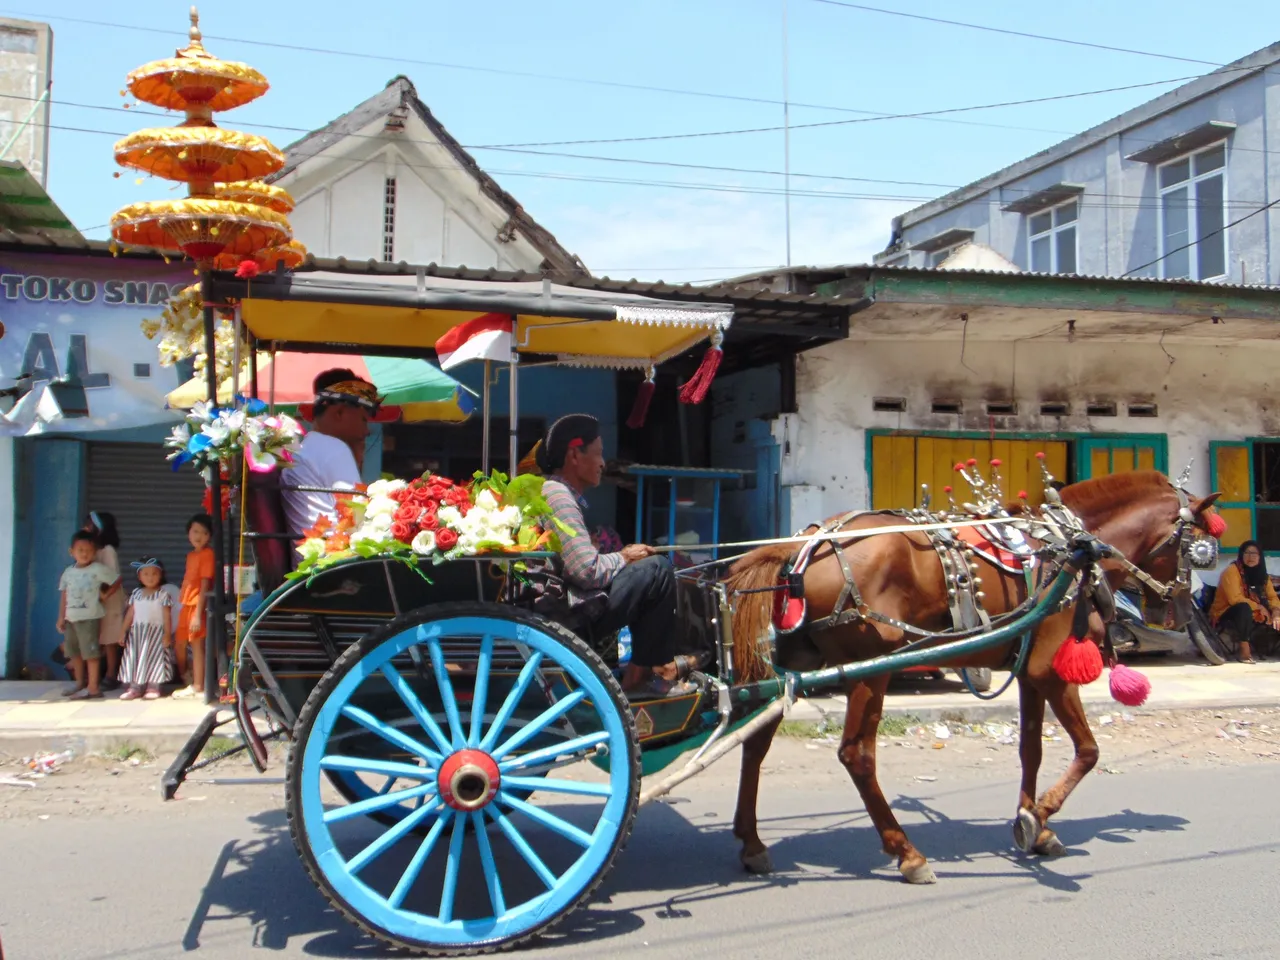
[1058,470,1171,524]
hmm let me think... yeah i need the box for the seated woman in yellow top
[1209,540,1280,663]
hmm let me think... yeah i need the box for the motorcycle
[1107,571,1231,665]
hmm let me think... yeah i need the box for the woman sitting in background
[1209,540,1280,663]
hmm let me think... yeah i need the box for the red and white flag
[434,313,513,371]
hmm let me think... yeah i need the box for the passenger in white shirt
[281,369,400,536]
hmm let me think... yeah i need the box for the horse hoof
[1034,834,1067,858]
[741,850,774,875]
[900,861,937,885]
[1013,808,1041,854]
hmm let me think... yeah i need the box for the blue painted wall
[709,367,782,542]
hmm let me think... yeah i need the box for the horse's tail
[723,543,797,683]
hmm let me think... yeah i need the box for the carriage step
[160,707,235,801]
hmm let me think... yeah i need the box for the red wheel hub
[438,749,501,812]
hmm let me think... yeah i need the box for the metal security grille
[383,177,397,262]
[85,442,209,588]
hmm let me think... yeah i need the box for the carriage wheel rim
[298,615,631,948]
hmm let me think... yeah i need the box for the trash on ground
[22,750,73,775]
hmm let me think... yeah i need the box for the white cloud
[547,189,913,283]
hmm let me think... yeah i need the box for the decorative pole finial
[189,7,202,45]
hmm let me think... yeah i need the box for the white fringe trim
[614,305,733,329]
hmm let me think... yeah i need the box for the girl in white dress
[118,559,173,700]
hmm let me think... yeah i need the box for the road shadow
[180,792,1190,954]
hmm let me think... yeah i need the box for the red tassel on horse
[1053,636,1104,685]
[1108,662,1151,706]
[1204,511,1227,539]
[626,368,656,429]
[678,331,724,405]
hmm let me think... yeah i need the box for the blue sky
[26,0,1278,282]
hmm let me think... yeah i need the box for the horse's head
[1059,471,1224,629]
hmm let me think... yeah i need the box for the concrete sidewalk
[2,658,1278,754]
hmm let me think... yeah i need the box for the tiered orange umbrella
[110,8,294,265]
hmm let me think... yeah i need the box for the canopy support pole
[508,317,519,474]
[248,339,259,400]
[201,273,227,707]
[481,360,491,475]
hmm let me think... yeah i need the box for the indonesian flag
[434,313,513,371]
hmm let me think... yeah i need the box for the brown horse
[723,471,1221,883]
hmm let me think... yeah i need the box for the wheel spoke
[497,791,593,848]
[498,731,609,773]
[469,634,494,748]
[438,809,467,923]
[323,783,437,824]
[347,797,443,874]
[502,775,612,798]
[472,811,507,917]
[486,806,557,889]
[340,704,441,765]
[320,755,435,781]
[491,690,585,761]
[424,628,465,750]
[380,662,452,755]
[388,809,453,909]
[479,651,544,752]
[377,776,399,796]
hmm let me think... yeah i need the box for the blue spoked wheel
[287,602,640,956]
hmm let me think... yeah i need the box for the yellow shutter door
[871,436,1069,510]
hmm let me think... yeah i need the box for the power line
[469,73,1234,149]
[49,118,1273,213]
[809,1,1221,68]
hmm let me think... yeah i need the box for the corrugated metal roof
[0,161,87,249]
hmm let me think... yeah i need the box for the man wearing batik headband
[281,368,399,536]
[539,414,696,699]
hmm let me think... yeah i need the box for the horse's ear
[1192,492,1222,513]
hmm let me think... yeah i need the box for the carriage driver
[538,414,697,700]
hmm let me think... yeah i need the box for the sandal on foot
[143,687,161,700]
[626,675,697,702]
[61,685,87,698]
[119,687,143,701]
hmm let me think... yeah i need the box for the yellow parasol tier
[213,180,295,214]
[111,198,290,261]
[212,238,307,271]
[125,10,268,113]
[114,127,285,184]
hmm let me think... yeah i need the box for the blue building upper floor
[875,41,1280,285]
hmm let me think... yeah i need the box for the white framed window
[1157,142,1226,280]
[1028,199,1078,273]
[928,243,966,268]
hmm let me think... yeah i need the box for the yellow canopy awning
[210,271,733,369]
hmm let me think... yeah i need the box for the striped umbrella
[167,352,474,422]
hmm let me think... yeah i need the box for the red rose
[391,487,410,503]
[410,486,433,505]
[420,509,439,530]
[390,520,414,543]
[394,504,418,523]
[435,528,459,551]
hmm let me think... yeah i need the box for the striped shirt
[543,477,625,602]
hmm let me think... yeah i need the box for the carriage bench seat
[242,467,298,595]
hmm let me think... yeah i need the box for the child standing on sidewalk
[57,531,117,700]
[85,512,126,690]
[172,514,215,699]
[118,558,173,700]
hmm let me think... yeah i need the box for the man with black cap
[281,368,399,536]
[539,414,693,699]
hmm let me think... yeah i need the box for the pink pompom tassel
[1109,663,1151,707]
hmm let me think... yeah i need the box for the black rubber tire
[1189,607,1228,665]
[286,601,641,957]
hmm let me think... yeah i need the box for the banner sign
[0,252,194,434]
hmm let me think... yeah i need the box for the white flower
[411,530,437,555]
[366,479,408,500]
[474,488,500,511]
[369,513,393,533]
[365,495,398,518]
[439,505,463,526]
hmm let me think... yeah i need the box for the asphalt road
[2,735,1278,960]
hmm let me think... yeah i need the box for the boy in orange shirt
[172,514,214,699]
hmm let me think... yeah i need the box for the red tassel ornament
[1053,635,1104,685]
[626,368,656,429]
[1204,511,1227,539]
[678,331,724,405]
[235,259,261,279]
[1109,663,1151,707]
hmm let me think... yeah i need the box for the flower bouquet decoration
[165,397,304,479]
[291,469,572,580]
